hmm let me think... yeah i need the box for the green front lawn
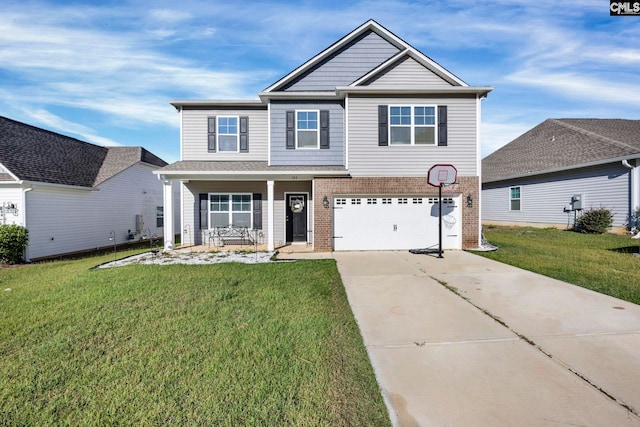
[0,249,390,426]
[478,226,640,305]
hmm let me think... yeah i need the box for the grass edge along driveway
[0,250,390,426]
[478,226,640,306]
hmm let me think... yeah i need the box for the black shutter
[199,193,208,229]
[320,110,330,149]
[438,105,448,146]
[252,193,262,230]
[207,116,216,152]
[239,116,249,152]
[378,105,388,146]
[286,111,295,149]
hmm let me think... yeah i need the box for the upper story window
[286,110,330,150]
[379,104,447,147]
[389,105,436,145]
[207,116,249,153]
[510,186,521,211]
[296,111,319,149]
[218,116,238,152]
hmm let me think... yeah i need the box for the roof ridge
[552,119,640,152]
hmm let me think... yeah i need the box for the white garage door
[333,196,461,251]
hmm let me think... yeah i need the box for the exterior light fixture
[466,194,473,208]
[322,196,330,209]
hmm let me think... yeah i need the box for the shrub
[0,224,29,264]
[575,208,614,234]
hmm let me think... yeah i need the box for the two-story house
[155,20,492,252]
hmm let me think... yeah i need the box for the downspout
[622,159,639,223]
[22,185,34,262]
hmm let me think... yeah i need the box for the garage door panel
[333,196,460,251]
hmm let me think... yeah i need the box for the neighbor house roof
[0,116,167,188]
[482,119,640,183]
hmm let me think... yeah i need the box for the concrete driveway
[334,250,640,427]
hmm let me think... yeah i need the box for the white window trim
[217,115,240,153]
[295,109,320,150]
[509,186,521,211]
[209,192,253,228]
[389,105,437,146]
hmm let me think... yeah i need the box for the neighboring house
[156,20,492,252]
[0,116,177,261]
[482,119,640,231]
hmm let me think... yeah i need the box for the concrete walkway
[334,250,640,427]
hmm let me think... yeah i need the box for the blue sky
[1,0,639,163]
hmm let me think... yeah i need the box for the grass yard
[0,249,390,426]
[478,226,640,305]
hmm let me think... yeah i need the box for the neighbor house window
[210,194,252,227]
[296,110,319,149]
[218,116,239,152]
[389,105,436,145]
[510,186,521,211]
[156,206,164,228]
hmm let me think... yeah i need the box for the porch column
[267,180,274,251]
[161,176,175,250]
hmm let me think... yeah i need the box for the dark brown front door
[286,194,307,242]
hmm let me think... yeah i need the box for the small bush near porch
[0,250,390,426]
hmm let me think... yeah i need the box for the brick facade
[313,176,479,251]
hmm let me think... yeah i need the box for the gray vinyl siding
[270,101,345,166]
[482,163,630,227]
[281,30,400,91]
[347,95,479,176]
[181,108,268,161]
[363,56,455,88]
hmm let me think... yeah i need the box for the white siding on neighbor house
[25,164,166,260]
[0,186,26,226]
[347,95,479,177]
[482,163,631,228]
[363,56,455,88]
[181,108,268,161]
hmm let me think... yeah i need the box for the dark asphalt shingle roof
[482,119,640,183]
[0,116,167,187]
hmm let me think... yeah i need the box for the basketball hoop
[442,182,460,193]
[428,164,457,187]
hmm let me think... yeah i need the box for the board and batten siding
[347,95,479,177]
[270,101,345,166]
[482,163,630,227]
[282,30,400,91]
[181,108,268,162]
[363,56,455,89]
[24,164,168,260]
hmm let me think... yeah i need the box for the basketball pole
[438,183,444,258]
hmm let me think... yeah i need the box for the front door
[286,194,307,243]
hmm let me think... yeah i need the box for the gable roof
[0,116,167,188]
[261,20,472,96]
[482,119,640,183]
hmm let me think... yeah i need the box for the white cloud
[23,109,121,147]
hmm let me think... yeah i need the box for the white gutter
[622,159,640,216]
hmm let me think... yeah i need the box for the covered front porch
[154,161,348,252]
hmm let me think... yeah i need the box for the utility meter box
[571,194,583,211]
